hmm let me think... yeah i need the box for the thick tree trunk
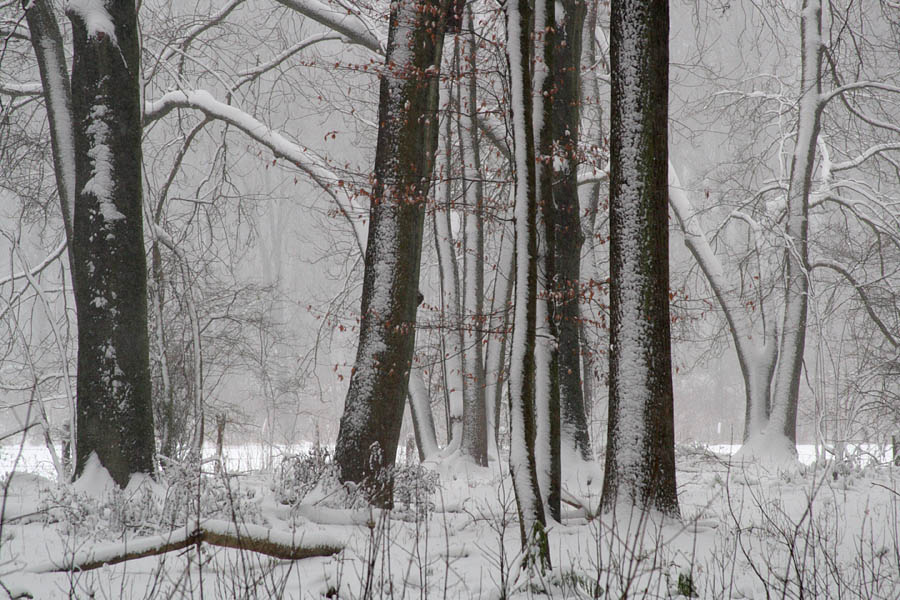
[552,0,592,461]
[506,0,551,568]
[768,0,822,445]
[458,14,488,466]
[534,0,562,523]
[601,0,678,516]
[69,0,156,487]
[334,0,447,506]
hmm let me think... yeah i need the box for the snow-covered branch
[811,260,899,347]
[273,0,384,54]
[820,81,900,106]
[0,241,66,288]
[0,81,42,97]
[829,142,900,172]
[142,89,366,256]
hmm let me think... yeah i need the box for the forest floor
[1,443,899,599]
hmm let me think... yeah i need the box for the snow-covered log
[24,519,342,573]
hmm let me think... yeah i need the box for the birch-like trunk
[432,105,465,446]
[69,0,156,486]
[334,0,448,506]
[458,14,488,466]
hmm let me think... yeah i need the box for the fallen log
[28,518,343,573]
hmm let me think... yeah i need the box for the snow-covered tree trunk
[506,0,551,568]
[458,12,488,466]
[601,0,678,515]
[667,165,778,442]
[68,0,156,486]
[23,0,75,254]
[767,0,822,446]
[533,0,562,523]
[408,367,439,460]
[552,0,592,461]
[334,0,448,505]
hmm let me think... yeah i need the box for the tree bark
[534,0,561,523]
[334,0,448,506]
[506,0,551,568]
[69,0,156,487]
[552,0,592,461]
[601,0,678,516]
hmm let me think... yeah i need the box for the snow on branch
[273,0,384,54]
[0,241,66,288]
[143,89,366,257]
[829,142,900,172]
[144,90,334,183]
[820,81,900,106]
[26,519,343,573]
[811,260,899,348]
[0,81,43,97]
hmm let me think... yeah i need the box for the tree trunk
[458,10,488,467]
[408,367,439,460]
[69,0,156,487]
[768,0,822,445]
[506,0,551,568]
[484,224,515,458]
[534,0,561,523]
[552,0,592,461]
[334,0,448,506]
[601,0,678,516]
[23,0,75,254]
[433,102,465,447]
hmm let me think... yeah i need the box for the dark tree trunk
[601,0,678,516]
[69,0,156,486]
[506,0,551,568]
[334,0,448,506]
[551,0,592,461]
[536,0,561,523]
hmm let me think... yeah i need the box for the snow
[82,105,125,222]
[66,0,117,44]
[4,444,900,598]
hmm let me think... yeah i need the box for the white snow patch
[67,0,118,44]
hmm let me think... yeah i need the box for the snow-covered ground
[2,444,899,599]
